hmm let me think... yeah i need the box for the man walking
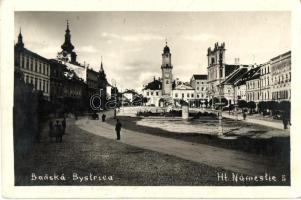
[62,118,66,134]
[282,112,289,129]
[115,119,122,140]
[243,111,247,120]
[102,113,106,122]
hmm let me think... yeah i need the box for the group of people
[49,118,66,142]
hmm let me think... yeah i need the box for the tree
[279,101,290,112]
[257,101,268,113]
[247,101,256,113]
[266,101,280,116]
[238,100,247,109]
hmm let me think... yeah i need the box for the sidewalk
[76,116,288,176]
[221,112,289,130]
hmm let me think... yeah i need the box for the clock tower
[161,41,173,95]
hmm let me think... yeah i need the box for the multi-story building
[221,66,249,105]
[245,66,261,102]
[270,51,291,101]
[172,84,195,107]
[49,59,86,112]
[14,30,51,100]
[259,61,272,101]
[87,67,100,97]
[190,74,208,99]
[142,78,163,107]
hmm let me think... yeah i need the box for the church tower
[161,41,173,95]
[59,20,77,63]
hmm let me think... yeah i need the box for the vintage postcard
[1,0,301,198]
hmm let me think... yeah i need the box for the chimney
[234,58,240,65]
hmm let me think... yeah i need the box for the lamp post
[217,50,224,136]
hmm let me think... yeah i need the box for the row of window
[260,76,270,87]
[175,93,195,98]
[246,80,260,90]
[20,54,50,76]
[246,92,260,102]
[174,93,208,99]
[261,66,270,75]
[196,86,208,91]
[273,73,291,85]
[272,90,290,100]
[260,91,270,100]
[146,91,160,96]
[196,81,206,85]
[24,74,49,94]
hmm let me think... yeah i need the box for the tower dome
[163,41,170,54]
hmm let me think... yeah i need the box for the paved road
[76,113,284,176]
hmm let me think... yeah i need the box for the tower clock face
[165,73,170,78]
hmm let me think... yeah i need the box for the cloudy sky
[15,11,290,91]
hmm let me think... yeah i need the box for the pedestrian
[102,113,106,122]
[62,118,66,135]
[55,120,63,142]
[282,112,289,129]
[243,112,247,120]
[115,119,122,140]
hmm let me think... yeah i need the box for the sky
[15,11,291,91]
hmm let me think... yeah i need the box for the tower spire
[61,20,74,53]
[16,27,24,48]
[100,56,104,72]
[66,20,69,30]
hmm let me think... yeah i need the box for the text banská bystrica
[31,173,114,182]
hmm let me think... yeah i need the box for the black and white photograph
[1,0,301,198]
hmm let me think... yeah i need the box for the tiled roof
[224,64,240,77]
[143,79,162,90]
[222,67,248,85]
[192,74,208,80]
[234,66,260,86]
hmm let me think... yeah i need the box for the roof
[192,74,208,80]
[224,64,240,77]
[174,84,194,90]
[15,45,50,63]
[143,79,162,90]
[221,67,248,85]
[234,66,261,86]
[270,51,291,62]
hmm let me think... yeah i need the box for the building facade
[190,74,208,99]
[245,66,261,103]
[259,61,272,101]
[270,51,291,101]
[172,84,195,108]
[15,30,51,100]
[142,78,163,107]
